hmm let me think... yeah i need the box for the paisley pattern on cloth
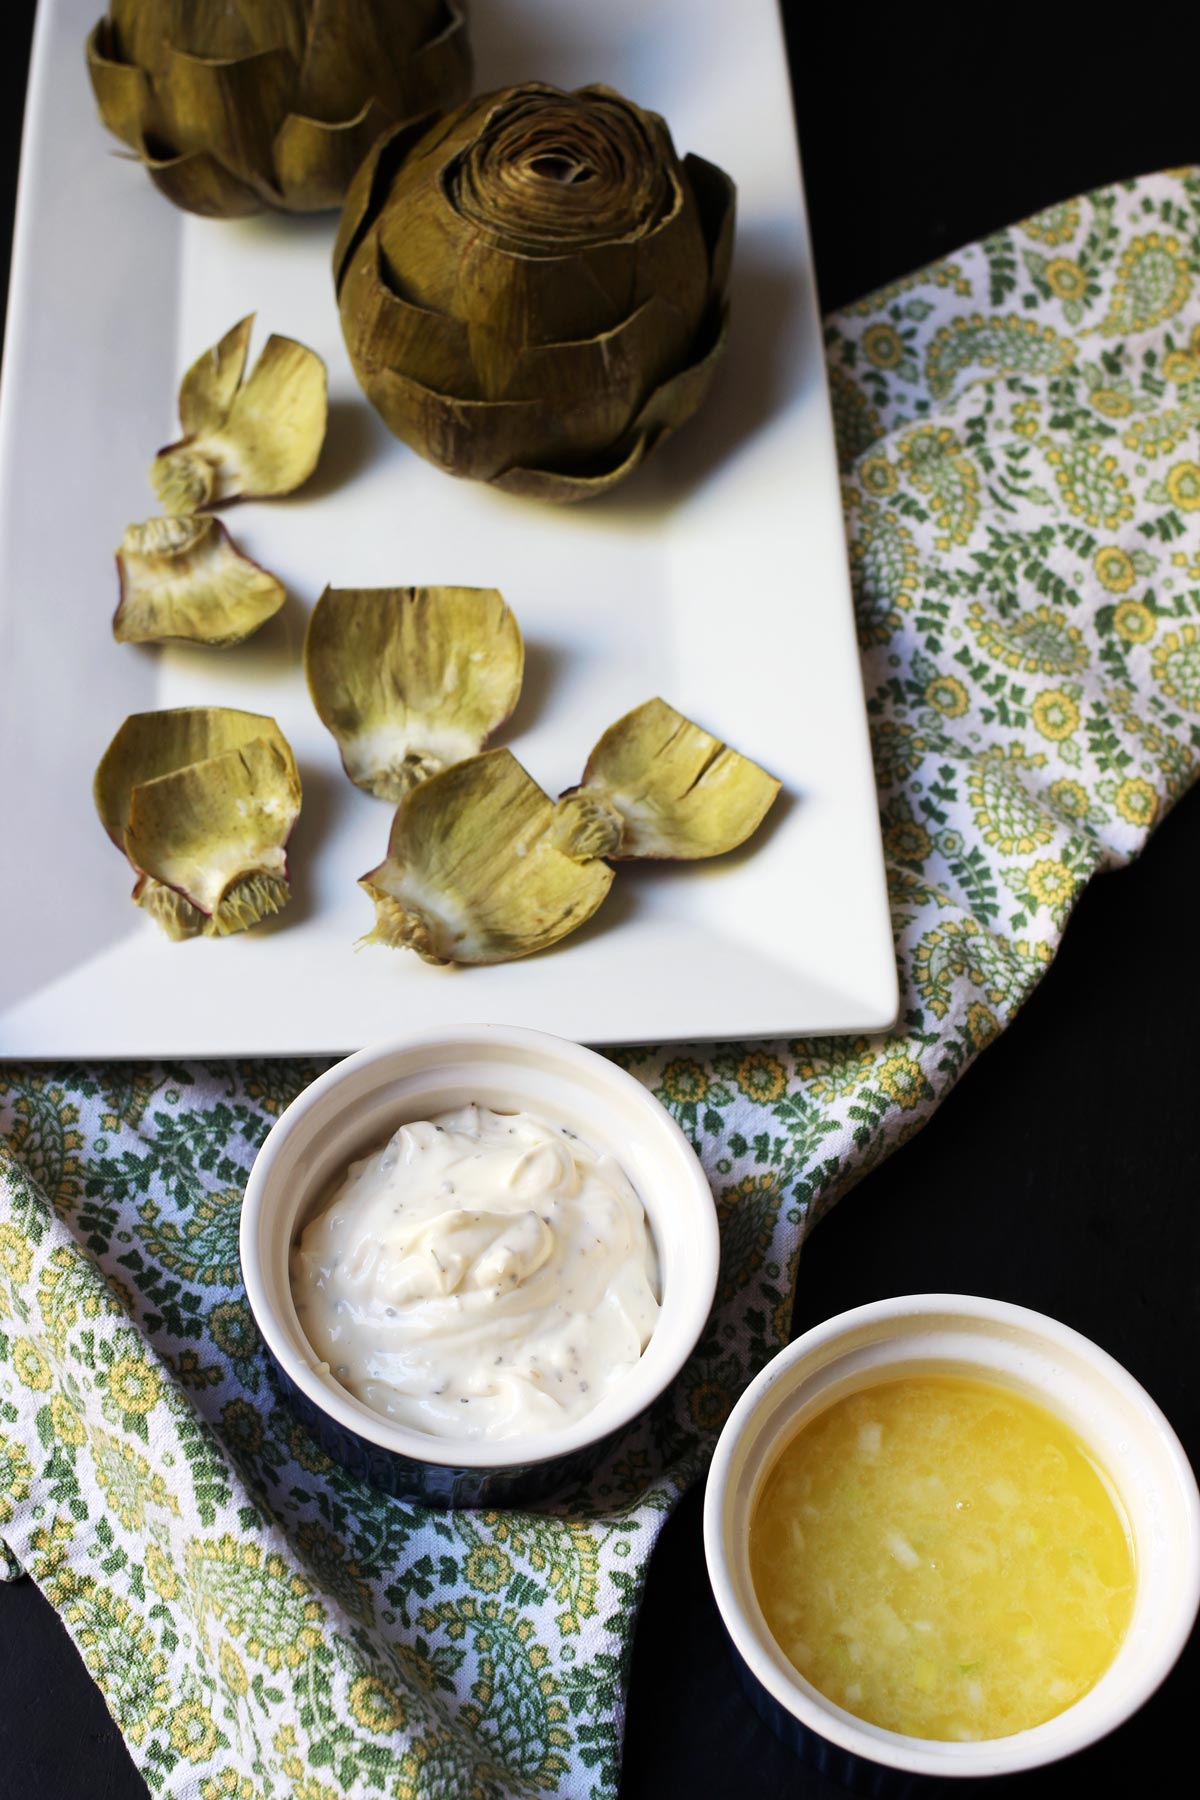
[4,169,1200,1799]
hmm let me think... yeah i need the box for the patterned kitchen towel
[3,168,1200,1800]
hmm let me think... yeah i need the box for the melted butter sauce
[750,1375,1135,1740]
[290,1105,659,1441]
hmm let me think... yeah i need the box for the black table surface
[1,8,1197,1799]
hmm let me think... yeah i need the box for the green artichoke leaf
[178,315,254,438]
[155,42,296,194]
[272,97,393,214]
[296,0,470,125]
[94,706,294,852]
[124,736,300,920]
[87,0,471,216]
[557,698,780,860]
[151,321,328,511]
[113,515,286,647]
[85,21,151,153]
[360,749,613,965]
[332,104,461,292]
[305,585,524,800]
[686,153,738,303]
[143,147,269,221]
[108,0,308,71]
[494,310,731,501]
[335,83,736,500]
[103,0,163,69]
[95,709,300,939]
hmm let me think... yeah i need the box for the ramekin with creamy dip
[239,1026,718,1506]
[290,1105,660,1442]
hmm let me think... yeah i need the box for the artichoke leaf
[85,21,151,152]
[151,320,328,511]
[104,0,163,70]
[95,709,301,939]
[685,153,738,299]
[156,43,296,196]
[337,240,477,395]
[493,309,729,500]
[296,0,414,117]
[631,308,730,437]
[95,706,295,850]
[272,97,393,214]
[305,584,524,800]
[113,515,285,647]
[296,0,470,126]
[178,315,254,438]
[144,147,269,220]
[211,333,329,497]
[360,749,613,965]
[491,432,650,505]
[124,737,301,925]
[558,698,780,860]
[333,106,460,292]
[109,0,308,71]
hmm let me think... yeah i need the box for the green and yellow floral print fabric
[4,169,1200,1799]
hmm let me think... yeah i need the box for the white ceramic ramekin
[240,1025,718,1507]
[704,1293,1200,1786]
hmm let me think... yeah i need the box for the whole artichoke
[333,83,736,500]
[86,0,472,217]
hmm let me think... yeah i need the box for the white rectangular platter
[0,0,896,1058]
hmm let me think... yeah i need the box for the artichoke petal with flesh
[334,84,736,501]
[360,749,613,965]
[305,584,524,800]
[94,708,301,938]
[558,698,781,860]
[86,1,472,217]
[113,515,286,646]
[151,316,328,512]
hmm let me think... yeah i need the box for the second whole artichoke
[86,0,472,217]
[333,82,736,501]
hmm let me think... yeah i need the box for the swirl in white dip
[289,1105,660,1441]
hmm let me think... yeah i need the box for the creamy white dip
[289,1105,660,1442]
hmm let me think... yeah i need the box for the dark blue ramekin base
[730,1630,944,1798]
[272,1354,611,1509]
